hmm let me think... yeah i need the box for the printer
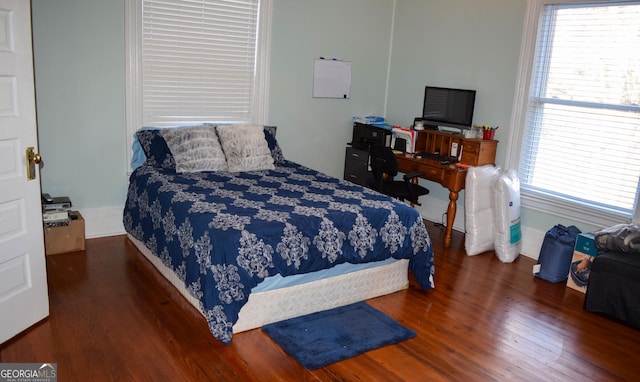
[349,122,392,150]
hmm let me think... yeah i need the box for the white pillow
[216,124,275,172]
[162,125,228,173]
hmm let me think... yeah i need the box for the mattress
[128,234,410,333]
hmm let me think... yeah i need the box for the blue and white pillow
[264,125,285,165]
[133,128,176,169]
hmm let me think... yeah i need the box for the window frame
[124,0,273,173]
[506,0,640,226]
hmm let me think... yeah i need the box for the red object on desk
[483,130,495,140]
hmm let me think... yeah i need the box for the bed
[124,124,435,344]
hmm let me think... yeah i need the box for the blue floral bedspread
[123,160,434,344]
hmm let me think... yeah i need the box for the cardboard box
[566,232,597,293]
[44,211,85,255]
[574,232,598,256]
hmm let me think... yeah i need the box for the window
[509,0,640,226]
[125,0,272,170]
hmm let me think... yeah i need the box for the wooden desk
[395,153,467,248]
[344,125,497,247]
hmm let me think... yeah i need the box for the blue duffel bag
[535,224,582,282]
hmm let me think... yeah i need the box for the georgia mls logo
[38,364,56,376]
[0,363,57,382]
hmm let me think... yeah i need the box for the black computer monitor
[420,86,476,131]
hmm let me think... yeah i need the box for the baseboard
[78,206,126,239]
[414,195,544,261]
[520,224,545,261]
[413,194,465,231]
[80,200,546,260]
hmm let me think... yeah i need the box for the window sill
[521,189,631,229]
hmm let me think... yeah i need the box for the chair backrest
[369,145,399,181]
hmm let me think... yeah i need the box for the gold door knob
[26,147,41,180]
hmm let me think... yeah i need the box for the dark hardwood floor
[1,221,638,381]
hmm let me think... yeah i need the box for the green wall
[31,0,395,207]
[269,0,394,176]
[387,0,525,202]
[30,0,598,240]
[32,0,127,208]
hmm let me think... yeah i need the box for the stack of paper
[392,127,416,153]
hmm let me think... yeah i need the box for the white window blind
[141,0,261,126]
[126,0,271,172]
[519,2,640,219]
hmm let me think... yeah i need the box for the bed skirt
[127,234,410,333]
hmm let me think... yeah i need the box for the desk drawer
[460,139,497,166]
[463,142,479,155]
[344,171,369,186]
[345,147,368,163]
[394,151,469,201]
[344,147,369,186]
[400,161,446,183]
[345,160,368,178]
[420,166,445,182]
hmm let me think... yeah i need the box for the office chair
[368,145,429,206]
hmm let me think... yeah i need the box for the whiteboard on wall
[312,59,351,99]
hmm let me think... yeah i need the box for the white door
[0,0,49,344]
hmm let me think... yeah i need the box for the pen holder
[482,130,495,140]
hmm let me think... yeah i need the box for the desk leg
[445,191,458,247]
